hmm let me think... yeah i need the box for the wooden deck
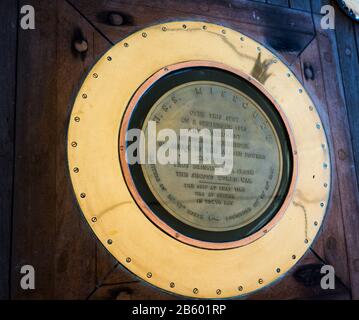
[1,0,358,299]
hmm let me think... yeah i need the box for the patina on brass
[67,21,331,299]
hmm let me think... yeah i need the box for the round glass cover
[125,67,292,243]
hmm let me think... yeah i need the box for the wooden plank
[96,248,120,286]
[70,0,314,33]
[54,1,113,299]
[290,0,311,11]
[56,0,139,298]
[11,0,57,299]
[356,24,359,59]
[299,36,350,288]
[334,11,359,189]
[267,0,289,8]
[90,281,175,300]
[289,53,304,81]
[0,0,17,300]
[102,0,309,31]
[353,22,359,177]
[314,14,359,299]
[11,0,116,300]
[311,0,330,14]
[69,0,315,64]
[99,263,143,286]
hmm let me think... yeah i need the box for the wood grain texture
[311,0,330,13]
[55,1,112,299]
[355,24,359,56]
[11,0,57,299]
[267,0,289,7]
[0,0,18,300]
[290,0,311,11]
[334,10,359,189]
[314,13,359,299]
[300,36,350,288]
[68,0,315,64]
[332,8,359,299]
[89,281,176,300]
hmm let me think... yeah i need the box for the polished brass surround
[67,21,331,299]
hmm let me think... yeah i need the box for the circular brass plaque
[141,80,282,232]
[67,21,331,298]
